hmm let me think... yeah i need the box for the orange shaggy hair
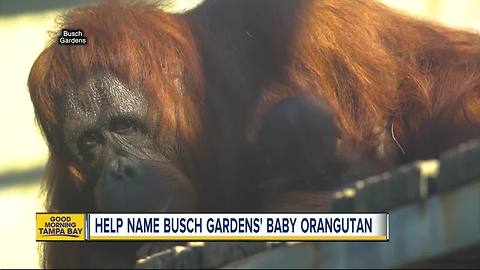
[249,0,480,165]
[28,2,204,268]
[29,1,204,210]
[28,0,480,268]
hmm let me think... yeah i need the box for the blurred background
[0,0,479,268]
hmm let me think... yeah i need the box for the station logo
[36,213,85,241]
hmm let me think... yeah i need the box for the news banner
[36,213,388,241]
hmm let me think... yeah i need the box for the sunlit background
[0,0,479,268]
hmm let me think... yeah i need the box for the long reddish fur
[28,0,480,268]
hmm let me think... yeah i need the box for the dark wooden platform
[136,140,480,269]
